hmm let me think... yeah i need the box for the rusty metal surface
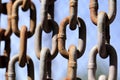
[8,54,34,80]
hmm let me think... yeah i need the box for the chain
[0,0,118,80]
[88,0,117,80]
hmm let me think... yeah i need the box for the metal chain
[58,0,86,79]
[88,0,117,80]
[0,0,118,80]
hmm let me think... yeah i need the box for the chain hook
[58,17,86,59]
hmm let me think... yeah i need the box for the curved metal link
[58,17,86,59]
[18,26,27,67]
[12,0,36,38]
[88,45,117,80]
[8,54,34,80]
[0,1,13,38]
[21,0,30,11]
[89,0,117,25]
[69,0,78,30]
[35,20,58,60]
[97,12,109,58]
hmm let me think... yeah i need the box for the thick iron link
[8,54,34,80]
[89,0,117,25]
[12,0,36,38]
[88,45,117,80]
[58,17,86,59]
[22,0,30,11]
[35,20,58,60]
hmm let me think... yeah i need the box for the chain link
[0,0,118,80]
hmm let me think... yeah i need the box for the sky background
[0,0,120,80]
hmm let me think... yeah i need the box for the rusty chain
[88,0,117,80]
[0,0,118,80]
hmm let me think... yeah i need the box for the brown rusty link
[69,0,78,30]
[66,45,77,80]
[21,0,30,11]
[0,29,10,75]
[0,1,13,38]
[12,0,36,38]
[97,12,109,58]
[35,20,58,60]
[88,45,117,80]
[58,17,86,59]
[8,54,34,80]
[89,0,116,25]
[18,26,27,67]
[39,48,52,80]
[40,0,55,33]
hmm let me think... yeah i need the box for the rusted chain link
[21,0,30,11]
[12,0,36,38]
[89,0,116,25]
[58,17,86,59]
[11,0,36,67]
[88,45,117,80]
[8,54,34,80]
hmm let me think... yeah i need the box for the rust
[8,54,34,80]
[35,20,58,60]
[88,45,117,80]
[69,0,78,30]
[89,0,116,25]
[22,0,30,11]
[12,0,36,38]
[18,26,27,67]
[58,17,86,59]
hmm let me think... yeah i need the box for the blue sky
[0,0,120,80]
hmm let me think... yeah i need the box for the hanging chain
[8,0,36,80]
[0,0,118,80]
[58,0,86,79]
[0,0,13,76]
[88,0,117,80]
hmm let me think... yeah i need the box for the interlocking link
[12,0,36,38]
[88,45,117,80]
[89,0,117,25]
[8,54,34,80]
[58,17,86,59]
[35,20,58,60]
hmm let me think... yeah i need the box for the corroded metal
[69,0,78,30]
[88,45,117,80]
[89,0,117,25]
[58,17,86,59]
[35,20,58,60]
[22,0,30,11]
[18,26,27,67]
[8,54,34,80]
[12,0,36,38]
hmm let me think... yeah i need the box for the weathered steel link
[8,54,34,80]
[97,12,109,58]
[12,0,36,38]
[89,0,117,25]
[88,45,117,80]
[69,0,78,30]
[58,17,86,59]
[35,20,58,60]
